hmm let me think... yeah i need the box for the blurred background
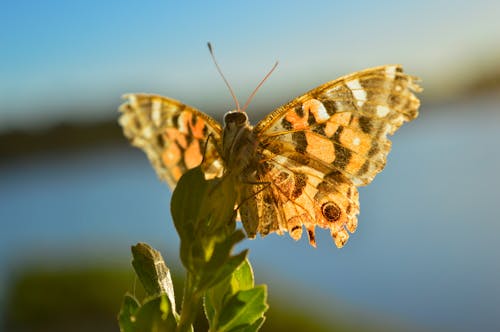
[1,0,499,331]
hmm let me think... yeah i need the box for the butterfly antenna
[207,42,241,111]
[242,61,278,112]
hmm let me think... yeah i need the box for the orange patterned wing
[238,152,359,248]
[243,65,421,247]
[119,94,223,188]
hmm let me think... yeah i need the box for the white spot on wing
[353,137,360,146]
[129,95,138,108]
[142,126,154,139]
[178,113,187,133]
[385,66,396,79]
[118,113,131,127]
[303,99,330,121]
[376,105,390,117]
[315,102,329,121]
[346,79,366,107]
[353,178,364,186]
[152,99,162,126]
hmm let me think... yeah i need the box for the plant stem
[177,272,202,332]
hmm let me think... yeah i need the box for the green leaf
[231,317,265,332]
[217,286,268,332]
[170,167,208,242]
[118,294,140,332]
[134,295,178,332]
[202,251,247,323]
[204,259,255,326]
[202,175,238,237]
[199,249,248,294]
[131,243,177,314]
[203,231,246,273]
[230,259,254,292]
[203,293,216,326]
[171,167,239,273]
[171,167,237,237]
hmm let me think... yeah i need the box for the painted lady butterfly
[119,63,421,248]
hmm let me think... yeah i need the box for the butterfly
[119,63,421,248]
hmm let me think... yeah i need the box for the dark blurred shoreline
[0,121,127,162]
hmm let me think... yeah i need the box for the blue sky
[1,0,499,130]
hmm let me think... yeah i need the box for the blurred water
[1,96,499,331]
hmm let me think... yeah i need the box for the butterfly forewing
[119,94,223,188]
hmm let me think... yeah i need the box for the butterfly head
[223,110,249,128]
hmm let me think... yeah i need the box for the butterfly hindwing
[239,148,360,247]
[119,94,223,188]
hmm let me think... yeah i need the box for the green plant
[118,166,268,332]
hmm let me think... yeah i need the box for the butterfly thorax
[221,111,259,179]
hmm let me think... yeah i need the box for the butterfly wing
[241,65,421,247]
[238,153,359,248]
[119,94,224,188]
